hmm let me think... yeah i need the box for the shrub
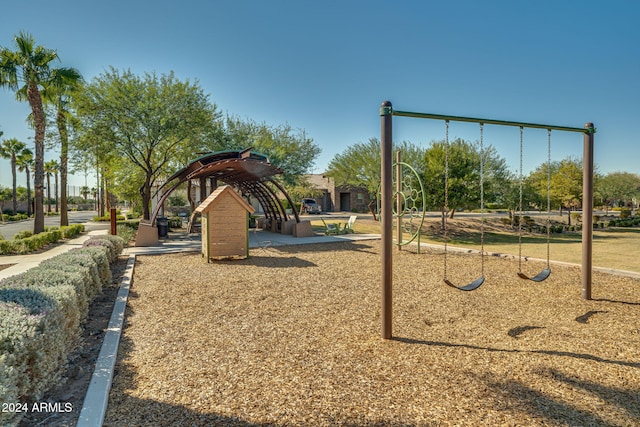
[115,224,137,245]
[14,230,33,240]
[2,269,90,320]
[60,224,84,239]
[0,238,122,418]
[71,247,111,287]
[0,289,67,401]
[620,208,632,219]
[90,234,125,256]
[83,238,117,263]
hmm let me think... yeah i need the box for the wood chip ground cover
[105,241,640,426]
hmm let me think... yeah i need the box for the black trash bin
[157,217,169,238]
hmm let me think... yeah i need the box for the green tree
[595,171,640,211]
[326,138,423,198]
[529,157,583,224]
[422,138,510,227]
[16,147,33,216]
[0,137,27,214]
[0,32,79,233]
[43,66,83,225]
[73,68,219,219]
[80,185,90,200]
[213,116,321,187]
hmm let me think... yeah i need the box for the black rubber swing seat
[444,277,485,292]
[517,267,551,282]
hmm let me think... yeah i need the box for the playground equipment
[442,120,485,291]
[517,127,551,282]
[380,101,596,339]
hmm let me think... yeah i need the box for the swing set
[380,101,596,339]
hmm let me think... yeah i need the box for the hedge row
[0,234,125,426]
[0,224,84,255]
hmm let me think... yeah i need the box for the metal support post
[582,123,595,299]
[381,101,393,339]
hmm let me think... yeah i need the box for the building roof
[195,185,255,214]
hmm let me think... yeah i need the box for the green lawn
[318,218,640,273]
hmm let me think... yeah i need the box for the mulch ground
[105,241,640,426]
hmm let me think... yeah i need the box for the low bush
[619,208,632,219]
[115,224,137,245]
[0,243,121,424]
[14,230,33,240]
[0,225,85,255]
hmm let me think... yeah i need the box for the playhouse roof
[194,185,255,214]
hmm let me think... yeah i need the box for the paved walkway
[0,229,382,279]
[0,230,109,280]
[124,230,381,255]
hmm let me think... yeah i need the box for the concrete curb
[76,254,136,427]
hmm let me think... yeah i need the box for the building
[306,174,371,213]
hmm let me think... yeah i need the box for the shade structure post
[381,101,393,339]
[582,123,595,299]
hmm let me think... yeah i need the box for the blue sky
[1,0,638,190]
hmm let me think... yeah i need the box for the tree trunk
[25,170,32,217]
[141,176,152,220]
[28,83,45,234]
[46,174,52,213]
[11,156,17,215]
[58,110,69,226]
[54,172,59,213]
[187,180,195,212]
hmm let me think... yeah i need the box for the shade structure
[150,149,299,227]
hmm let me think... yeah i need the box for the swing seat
[517,267,551,282]
[444,276,484,292]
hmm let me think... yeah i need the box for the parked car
[300,198,321,214]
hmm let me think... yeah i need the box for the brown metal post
[381,101,393,339]
[110,208,117,235]
[582,123,595,299]
[396,151,402,251]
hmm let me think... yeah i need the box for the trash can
[157,217,169,238]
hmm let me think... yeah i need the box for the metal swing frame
[380,101,596,340]
[517,127,552,282]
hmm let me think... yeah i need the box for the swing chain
[479,123,485,276]
[546,129,552,267]
[518,126,524,272]
[443,120,450,281]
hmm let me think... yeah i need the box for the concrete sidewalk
[0,230,109,280]
[0,229,382,279]
[124,229,381,255]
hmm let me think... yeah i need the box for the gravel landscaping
[105,241,640,426]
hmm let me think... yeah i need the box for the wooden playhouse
[195,185,255,261]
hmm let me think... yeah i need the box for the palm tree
[80,185,90,200]
[0,31,79,233]
[16,148,34,216]
[44,159,58,213]
[0,138,27,215]
[43,67,83,226]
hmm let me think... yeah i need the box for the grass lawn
[313,216,640,273]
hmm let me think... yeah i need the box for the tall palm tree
[0,137,27,215]
[16,148,34,216]
[44,159,58,213]
[80,185,90,200]
[43,67,83,226]
[0,31,79,233]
